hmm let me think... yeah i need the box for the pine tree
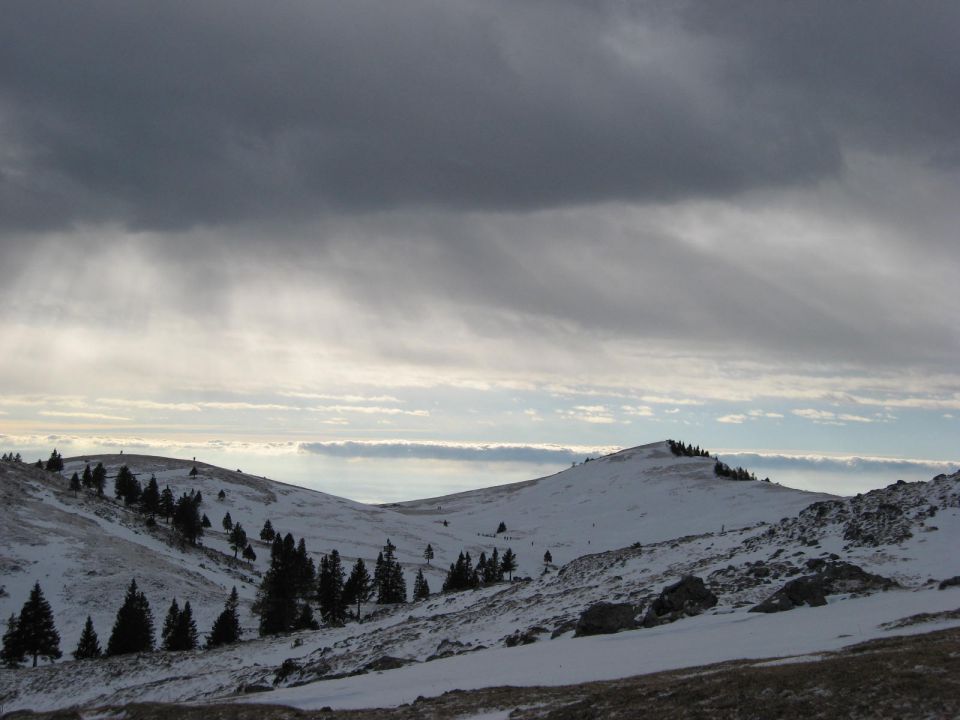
[172,493,204,545]
[161,599,181,651]
[295,602,319,631]
[81,464,93,489]
[484,547,501,583]
[114,465,140,505]
[16,582,61,666]
[243,543,257,562]
[207,587,242,648]
[229,523,247,558]
[342,558,372,622]
[217,489,226,500]
[173,601,198,651]
[92,462,107,496]
[423,543,434,565]
[497,521,507,533]
[140,475,160,516]
[257,534,299,635]
[1,613,23,667]
[293,538,316,598]
[500,548,517,581]
[189,466,199,477]
[413,569,430,600]
[260,519,275,542]
[222,512,233,531]
[317,550,346,626]
[201,513,211,528]
[159,486,175,522]
[106,579,154,655]
[69,471,81,495]
[46,449,64,473]
[73,616,101,659]
[543,550,553,565]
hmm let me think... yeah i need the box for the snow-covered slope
[387,442,835,566]
[2,442,957,715]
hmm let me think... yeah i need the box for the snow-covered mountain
[1,441,958,715]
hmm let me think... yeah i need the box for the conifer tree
[342,558,372,622]
[413,569,430,600]
[106,579,154,655]
[159,485,175,522]
[543,550,553,564]
[69,471,81,495]
[46,449,64,473]
[317,550,346,626]
[217,489,226,500]
[374,540,406,604]
[161,599,181,651]
[189,466,199,477]
[35,459,44,468]
[260,519,275,541]
[222,512,233,531]
[497,521,507,533]
[201,513,211,528]
[500,548,517,581]
[173,493,204,545]
[423,543,434,565]
[15,582,61,667]
[243,543,257,562]
[81,464,93,489]
[207,587,242,648]
[173,601,198,651]
[73,616,101,659]
[92,462,107,496]
[229,523,247,558]
[487,547,501,583]
[257,534,299,635]
[140,475,160,516]
[294,538,316,597]
[295,602,319,631]
[1,613,23,667]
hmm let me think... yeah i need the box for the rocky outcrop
[642,576,718,628]
[939,576,960,590]
[575,602,639,637]
[750,561,898,613]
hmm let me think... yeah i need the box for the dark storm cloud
[6,1,955,234]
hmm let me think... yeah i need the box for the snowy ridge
[1,443,958,714]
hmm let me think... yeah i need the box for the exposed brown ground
[5,625,959,720]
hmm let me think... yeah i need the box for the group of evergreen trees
[668,439,711,458]
[713,460,758,482]
[2,580,244,668]
[373,540,406,604]
[442,547,517,592]
[255,532,319,635]
[1,451,24,463]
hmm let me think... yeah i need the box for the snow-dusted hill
[1,441,958,715]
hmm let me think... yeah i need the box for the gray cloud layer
[2,1,957,234]
[300,440,602,465]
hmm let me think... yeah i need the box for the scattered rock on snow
[642,575,718,628]
[939,576,960,590]
[575,602,639,637]
[750,562,898,613]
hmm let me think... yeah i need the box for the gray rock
[939,576,960,590]
[642,576,718,628]
[575,602,639,637]
[750,561,898,613]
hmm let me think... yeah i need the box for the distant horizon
[6,435,956,505]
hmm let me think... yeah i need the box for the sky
[1,1,958,502]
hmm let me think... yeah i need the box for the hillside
[1,442,958,715]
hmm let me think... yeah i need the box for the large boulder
[750,561,897,613]
[575,602,639,637]
[642,576,718,628]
